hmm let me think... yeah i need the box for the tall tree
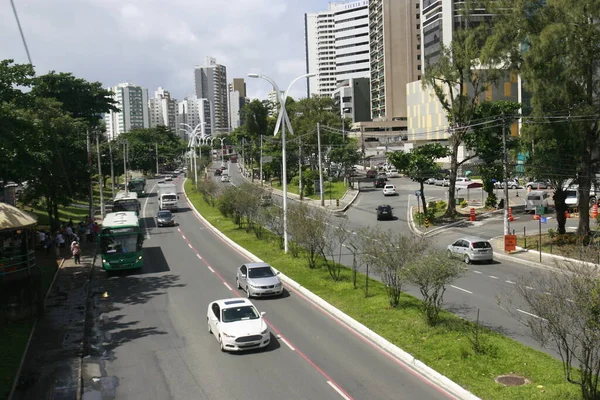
[388,144,450,217]
[422,0,502,217]
[119,126,186,173]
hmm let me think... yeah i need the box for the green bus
[99,211,144,271]
[128,177,146,197]
[113,191,140,215]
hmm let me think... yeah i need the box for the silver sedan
[236,262,283,298]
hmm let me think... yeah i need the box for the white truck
[564,184,598,211]
[157,183,179,212]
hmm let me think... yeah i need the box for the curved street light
[247,72,316,254]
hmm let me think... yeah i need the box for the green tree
[119,126,186,173]
[422,1,502,217]
[388,144,450,217]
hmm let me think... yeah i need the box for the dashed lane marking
[451,285,473,294]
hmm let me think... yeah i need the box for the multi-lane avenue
[88,176,459,399]
[225,164,578,358]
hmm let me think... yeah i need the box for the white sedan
[207,298,270,352]
[221,174,230,182]
[383,184,397,196]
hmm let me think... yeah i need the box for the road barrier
[469,208,476,221]
[508,207,514,222]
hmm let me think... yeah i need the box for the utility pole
[260,135,263,186]
[123,140,128,194]
[96,134,105,217]
[87,130,94,218]
[242,138,246,176]
[108,140,115,198]
[502,112,510,236]
[360,126,366,169]
[155,142,159,176]
[318,123,325,206]
[299,136,303,200]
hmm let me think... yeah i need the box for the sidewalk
[9,246,96,400]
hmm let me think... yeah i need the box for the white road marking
[182,235,186,240]
[451,285,473,294]
[177,228,181,232]
[517,309,546,320]
[506,280,516,284]
[188,243,193,249]
[196,254,202,260]
[474,270,482,274]
[490,275,499,280]
[526,286,535,290]
[327,381,351,400]
[142,183,158,239]
[277,335,296,351]
[223,282,233,291]
[208,266,215,273]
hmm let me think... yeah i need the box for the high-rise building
[266,90,284,117]
[306,1,370,97]
[228,78,247,131]
[332,77,371,123]
[305,7,336,97]
[177,95,211,140]
[149,87,177,131]
[104,82,150,140]
[194,56,229,135]
[369,0,421,120]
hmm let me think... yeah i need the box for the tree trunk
[52,201,59,231]
[444,139,460,218]
[553,189,567,234]
[419,181,428,217]
[577,170,591,235]
[45,198,55,231]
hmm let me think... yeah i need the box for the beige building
[369,0,421,121]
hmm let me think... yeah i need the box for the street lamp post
[180,122,204,187]
[248,72,316,254]
[108,140,115,198]
[217,138,227,165]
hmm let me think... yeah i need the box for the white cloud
[0,0,327,101]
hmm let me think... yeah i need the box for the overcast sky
[1,0,328,101]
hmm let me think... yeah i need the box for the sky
[0,0,328,101]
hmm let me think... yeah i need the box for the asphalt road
[87,175,456,400]
[225,165,575,358]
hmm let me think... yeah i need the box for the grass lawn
[517,232,600,264]
[185,180,580,400]
[272,180,348,201]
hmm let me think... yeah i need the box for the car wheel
[236,277,241,289]
[207,319,212,334]
[511,185,517,189]
[447,250,453,259]
[464,255,471,264]
[246,286,252,298]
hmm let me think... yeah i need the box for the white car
[387,170,399,178]
[383,184,397,196]
[207,298,270,352]
[221,174,230,183]
[447,237,493,264]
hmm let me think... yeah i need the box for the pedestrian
[71,241,81,264]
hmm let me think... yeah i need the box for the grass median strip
[185,180,579,400]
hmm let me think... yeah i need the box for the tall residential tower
[194,56,229,134]
[104,82,150,140]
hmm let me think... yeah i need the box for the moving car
[494,179,520,189]
[383,184,397,196]
[387,170,399,178]
[525,180,551,190]
[260,194,273,206]
[214,169,222,176]
[366,170,377,179]
[447,237,493,264]
[435,177,449,186]
[425,177,437,185]
[376,205,394,221]
[206,298,270,352]
[374,177,386,188]
[236,262,283,298]
[221,174,230,183]
[156,210,175,227]
[164,176,173,182]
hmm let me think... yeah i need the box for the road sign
[415,190,421,197]
[540,216,547,224]
[536,205,545,215]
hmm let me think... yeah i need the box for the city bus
[128,177,146,197]
[113,191,140,215]
[99,212,144,271]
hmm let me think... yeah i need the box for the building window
[417,24,420,29]
[417,14,420,19]
[417,55,421,60]
[417,65,421,70]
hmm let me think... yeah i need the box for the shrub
[460,200,469,208]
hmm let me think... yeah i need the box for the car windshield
[472,241,491,249]
[248,266,275,278]
[222,305,259,323]
[100,234,139,254]
[158,211,171,218]
[162,195,177,201]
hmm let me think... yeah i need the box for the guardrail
[0,250,36,276]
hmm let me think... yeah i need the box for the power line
[10,0,33,68]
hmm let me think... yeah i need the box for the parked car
[383,184,397,196]
[525,180,551,190]
[425,177,437,185]
[447,237,493,264]
[156,210,175,227]
[236,262,283,298]
[376,205,394,221]
[494,179,521,189]
[435,177,449,186]
[206,298,270,352]
[456,177,472,183]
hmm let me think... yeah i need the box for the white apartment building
[194,56,229,134]
[266,90,284,117]
[305,8,336,97]
[228,78,247,131]
[332,0,370,83]
[149,87,177,131]
[104,82,149,140]
[177,95,211,139]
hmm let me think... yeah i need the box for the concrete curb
[407,205,465,237]
[182,178,480,400]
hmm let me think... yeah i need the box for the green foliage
[118,126,186,173]
[460,200,469,209]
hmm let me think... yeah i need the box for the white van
[525,190,550,211]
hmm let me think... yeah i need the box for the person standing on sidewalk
[71,240,81,264]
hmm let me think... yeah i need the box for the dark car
[376,205,394,221]
[156,210,175,227]
[374,177,386,188]
[214,169,222,176]
[366,170,377,179]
